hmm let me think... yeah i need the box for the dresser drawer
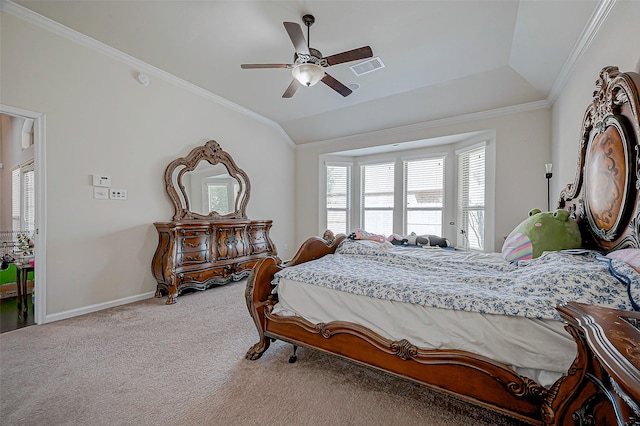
[235,259,259,274]
[179,235,209,252]
[177,250,208,265]
[248,226,269,254]
[179,266,224,284]
[178,229,210,253]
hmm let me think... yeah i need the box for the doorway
[0,105,46,329]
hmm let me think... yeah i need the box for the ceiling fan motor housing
[294,48,327,67]
[240,13,373,97]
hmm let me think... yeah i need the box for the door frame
[1,104,47,324]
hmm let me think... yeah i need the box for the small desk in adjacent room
[15,263,34,317]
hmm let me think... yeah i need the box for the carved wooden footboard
[245,235,600,425]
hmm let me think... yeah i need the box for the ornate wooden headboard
[559,66,640,253]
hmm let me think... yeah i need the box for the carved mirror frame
[164,140,250,221]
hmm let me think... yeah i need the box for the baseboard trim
[42,291,157,324]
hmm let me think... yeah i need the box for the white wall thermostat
[92,174,112,187]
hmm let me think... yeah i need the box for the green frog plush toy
[501,208,582,262]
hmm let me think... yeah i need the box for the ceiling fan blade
[321,73,352,97]
[324,46,373,66]
[241,64,292,69]
[283,22,310,55]
[282,79,302,98]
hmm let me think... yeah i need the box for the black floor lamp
[545,163,553,211]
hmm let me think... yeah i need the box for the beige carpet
[0,280,527,425]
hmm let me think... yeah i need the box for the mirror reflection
[173,162,241,216]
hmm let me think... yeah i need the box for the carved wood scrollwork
[559,66,640,252]
[390,339,418,360]
[583,115,632,242]
[507,377,546,398]
[164,140,251,221]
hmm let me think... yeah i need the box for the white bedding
[269,240,640,388]
[274,240,635,320]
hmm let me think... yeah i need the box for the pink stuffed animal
[350,228,386,243]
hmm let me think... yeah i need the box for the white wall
[552,1,640,200]
[295,107,551,252]
[1,11,295,320]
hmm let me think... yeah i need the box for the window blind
[458,146,485,250]
[326,164,350,234]
[361,162,394,235]
[23,169,35,234]
[404,157,444,235]
[11,168,21,231]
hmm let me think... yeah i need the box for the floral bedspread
[273,239,639,320]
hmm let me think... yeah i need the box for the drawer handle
[185,255,201,261]
[186,242,200,247]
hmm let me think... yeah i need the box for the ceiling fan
[241,14,373,98]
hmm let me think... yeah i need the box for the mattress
[272,276,576,389]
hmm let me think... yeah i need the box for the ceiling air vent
[350,57,385,76]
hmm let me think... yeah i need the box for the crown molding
[299,99,550,150]
[0,0,296,148]
[547,0,617,103]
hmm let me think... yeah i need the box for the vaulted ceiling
[12,0,602,144]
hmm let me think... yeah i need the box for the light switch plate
[92,174,111,187]
[94,187,109,199]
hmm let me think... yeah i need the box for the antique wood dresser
[152,140,277,304]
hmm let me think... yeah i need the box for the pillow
[502,233,533,263]
[607,249,640,273]
[501,209,582,263]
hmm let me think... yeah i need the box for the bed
[244,66,640,425]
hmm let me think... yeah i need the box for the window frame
[11,160,36,234]
[360,160,395,236]
[324,162,352,235]
[201,176,238,215]
[402,155,446,236]
[456,143,486,250]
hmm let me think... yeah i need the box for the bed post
[540,323,591,425]
[244,233,346,360]
[244,256,282,360]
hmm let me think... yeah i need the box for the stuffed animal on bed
[348,228,386,243]
[386,233,408,245]
[502,208,582,262]
[405,232,450,248]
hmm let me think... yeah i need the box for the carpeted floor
[0,280,528,425]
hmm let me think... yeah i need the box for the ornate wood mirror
[164,140,250,221]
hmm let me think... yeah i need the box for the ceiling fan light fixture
[292,63,324,87]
